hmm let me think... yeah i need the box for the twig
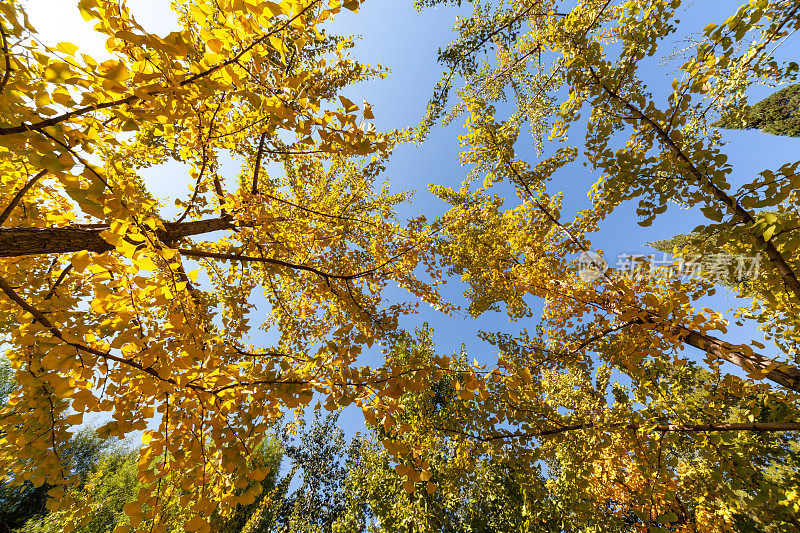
[0,20,11,95]
[0,170,46,225]
[252,132,267,195]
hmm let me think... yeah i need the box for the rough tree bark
[0,217,234,257]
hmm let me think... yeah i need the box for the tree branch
[433,420,800,443]
[0,1,322,136]
[586,66,800,303]
[0,170,46,225]
[0,274,227,393]
[0,217,235,257]
[670,324,800,393]
[0,20,11,95]
[178,248,380,281]
[0,274,164,380]
[43,264,72,301]
[260,191,376,225]
[251,132,267,195]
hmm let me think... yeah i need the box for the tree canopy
[1,0,800,531]
[718,82,800,137]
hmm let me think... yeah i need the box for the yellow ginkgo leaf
[57,41,79,55]
[339,95,358,112]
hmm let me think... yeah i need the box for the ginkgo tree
[0,0,445,531]
[421,0,800,388]
[4,0,800,531]
[362,0,800,530]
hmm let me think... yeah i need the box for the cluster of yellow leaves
[399,0,800,530]
[0,0,451,531]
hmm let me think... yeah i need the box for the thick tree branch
[0,217,234,257]
[670,324,800,393]
[593,298,800,393]
[434,420,800,443]
[542,278,800,393]
[586,66,800,303]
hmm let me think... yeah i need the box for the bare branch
[178,248,381,281]
[43,264,72,301]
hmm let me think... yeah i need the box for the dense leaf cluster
[719,83,800,137]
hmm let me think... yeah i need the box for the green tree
[339,327,569,533]
[0,361,108,533]
[0,432,109,533]
[13,411,374,533]
[719,83,800,137]
[17,449,139,533]
[17,436,282,533]
[242,411,368,533]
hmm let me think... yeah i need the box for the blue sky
[21,0,800,436]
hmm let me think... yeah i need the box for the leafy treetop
[0,0,443,531]
[718,82,800,137]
